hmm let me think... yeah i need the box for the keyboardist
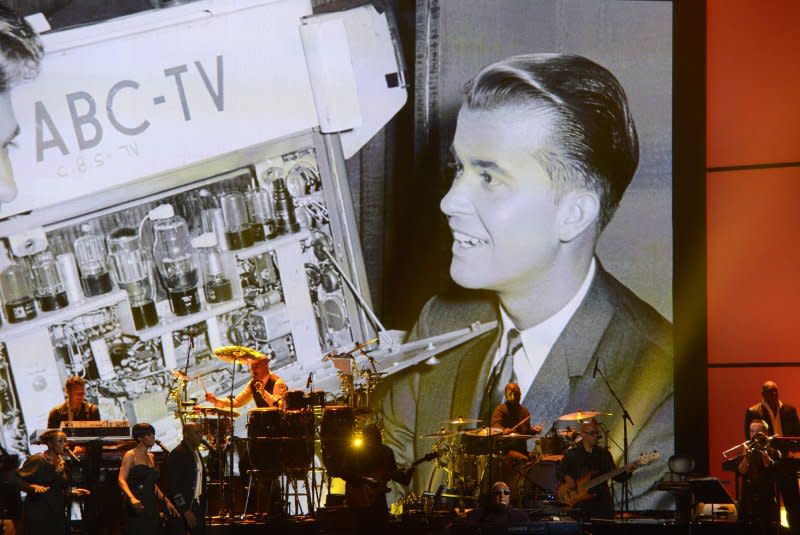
[47,376,100,429]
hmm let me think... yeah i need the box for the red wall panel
[707,1,800,168]
[707,167,800,362]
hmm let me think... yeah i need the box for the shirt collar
[498,258,596,356]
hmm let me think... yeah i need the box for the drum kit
[420,410,613,506]
[166,342,386,517]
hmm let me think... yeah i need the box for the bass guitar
[556,451,660,508]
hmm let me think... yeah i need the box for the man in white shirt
[377,53,673,510]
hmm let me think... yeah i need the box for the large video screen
[377,0,673,511]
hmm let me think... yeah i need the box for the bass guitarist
[343,424,426,533]
[558,419,634,518]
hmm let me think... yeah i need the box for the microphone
[592,357,600,379]
[155,439,170,453]
[306,372,313,390]
[65,447,81,464]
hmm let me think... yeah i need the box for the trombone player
[738,419,780,535]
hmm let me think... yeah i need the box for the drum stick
[509,415,530,432]
[197,374,209,395]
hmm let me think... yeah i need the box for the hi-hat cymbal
[495,433,536,440]
[441,417,482,426]
[419,429,458,439]
[213,346,266,364]
[193,405,240,418]
[559,410,612,421]
[464,426,503,437]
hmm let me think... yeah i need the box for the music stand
[687,477,735,521]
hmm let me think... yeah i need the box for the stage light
[351,431,364,449]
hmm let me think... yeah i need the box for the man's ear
[558,190,600,242]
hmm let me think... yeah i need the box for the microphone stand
[593,358,633,516]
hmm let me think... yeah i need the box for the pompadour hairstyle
[464,53,639,230]
[0,6,43,93]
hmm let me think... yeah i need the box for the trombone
[722,432,775,460]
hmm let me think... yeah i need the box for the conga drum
[320,405,354,477]
[282,410,314,472]
[284,389,307,411]
[247,407,283,473]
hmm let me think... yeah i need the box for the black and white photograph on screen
[375,0,673,511]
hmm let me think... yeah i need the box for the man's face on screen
[0,91,20,203]
[441,105,563,294]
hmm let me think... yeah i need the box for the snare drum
[284,389,307,411]
[247,407,283,473]
[320,405,354,477]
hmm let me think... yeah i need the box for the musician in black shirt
[46,376,100,429]
[558,420,631,519]
[491,382,542,462]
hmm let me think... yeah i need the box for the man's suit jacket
[744,402,800,440]
[166,441,206,514]
[377,263,673,509]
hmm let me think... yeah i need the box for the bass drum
[247,407,283,473]
[282,409,314,472]
[320,405,354,478]
[509,459,561,507]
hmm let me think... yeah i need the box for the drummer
[491,383,542,463]
[205,354,288,410]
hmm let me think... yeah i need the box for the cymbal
[193,405,240,418]
[559,410,612,421]
[170,369,191,381]
[464,426,503,437]
[419,429,458,439]
[441,417,482,426]
[213,346,266,364]
[495,433,536,440]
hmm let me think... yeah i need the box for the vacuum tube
[74,233,114,296]
[31,250,69,312]
[192,233,233,304]
[272,178,301,235]
[220,192,254,250]
[245,188,275,243]
[151,205,201,316]
[0,246,36,323]
[108,228,159,329]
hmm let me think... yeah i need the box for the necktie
[480,329,522,422]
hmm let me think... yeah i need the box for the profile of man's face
[441,105,573,294]
[0,91,20,202]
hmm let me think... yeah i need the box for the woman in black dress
[17,429,89,535]
[118,423,178,534]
